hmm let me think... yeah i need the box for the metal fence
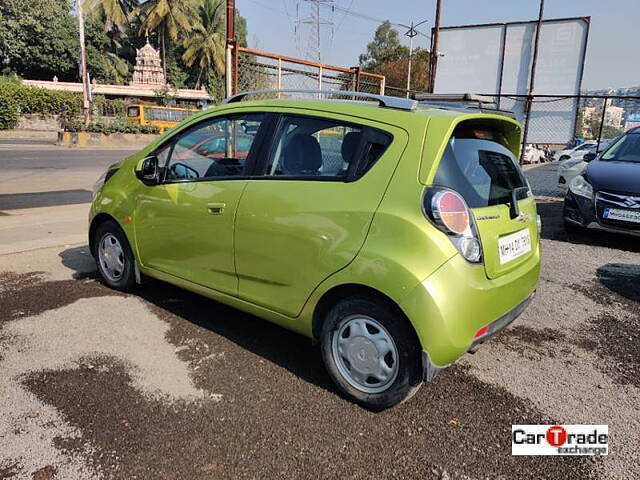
[229,47,640,158]
[484,94,640,153]
[233,46,385,96]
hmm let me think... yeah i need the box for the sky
[236,0,640,91]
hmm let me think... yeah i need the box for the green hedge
[0,77,129,129]
[0,77,82,118]
[0,93,19,129]
[63,119,160,135]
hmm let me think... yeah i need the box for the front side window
[164,113,264,181]
[434,132,527,208]
[261,115,390,179]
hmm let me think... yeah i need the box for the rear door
[433,127,538,279]
[234,111,406,317]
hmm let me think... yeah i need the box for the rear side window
[434,134,527,208]
[260,115,392,180]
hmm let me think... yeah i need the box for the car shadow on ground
[536,198,640,253]
[58,244,335,392]
[597,263,640,303]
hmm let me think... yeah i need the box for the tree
[359,21,407,70]
[138,0,198,79]
[86,0,137,32]
[0,0,79,81]
[182,0,225,88]
[358,21,430,95]
[85,13,131,84]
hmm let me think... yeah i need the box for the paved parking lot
[1,146,639,479]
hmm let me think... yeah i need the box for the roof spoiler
[413,93,516,118]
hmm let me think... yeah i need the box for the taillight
[432,191,469,234]
[423,188,483,263]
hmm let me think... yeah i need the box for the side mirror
[135,155,160,185]
[583,152,597,163]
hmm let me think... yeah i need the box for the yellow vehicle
[126,104,199,132]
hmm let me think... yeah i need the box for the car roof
[211,97,517,125]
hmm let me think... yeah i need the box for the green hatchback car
[90,91,540,410]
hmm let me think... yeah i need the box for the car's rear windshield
[601,133,640,163]
[433,130,527,208]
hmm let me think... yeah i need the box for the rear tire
[94,220,137,291]
[320,296,423,410]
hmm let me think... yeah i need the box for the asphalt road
[0,146,133,197]
[1,147,639,479]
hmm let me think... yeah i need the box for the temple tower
[130,39,166,86]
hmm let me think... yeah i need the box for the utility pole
[225,0,236,97]
[428,0,442,93]
[401,19,428,98]
[77,0,90,125]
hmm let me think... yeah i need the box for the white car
[523,144,546,164]
[556,142,609,192]
[557,156,589,193]
[553,141,596,162]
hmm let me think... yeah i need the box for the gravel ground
[523,161,564,198]
[1,199,639,479]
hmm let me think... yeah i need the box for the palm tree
[86,0,137,32]
[137,0,198,79]
[182,0,225,88]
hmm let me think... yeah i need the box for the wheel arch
[89,213,121,257]
[311,283,420,348]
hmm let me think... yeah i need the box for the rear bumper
[402,245,540,369]
[421,293,534,381]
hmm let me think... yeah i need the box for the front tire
[320,296,423,410]
[94,220,137,291]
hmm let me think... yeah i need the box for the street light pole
[401,19,428,98]
[77,0,90,125]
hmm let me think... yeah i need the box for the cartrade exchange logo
[512,425,608,455]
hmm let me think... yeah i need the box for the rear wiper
[509,187,530,219]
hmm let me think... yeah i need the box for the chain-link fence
[413,93,640,161]
[234,47,384,96]
[232,50,640,161]
[490,94,640,160]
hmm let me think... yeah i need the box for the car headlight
[562,158,583,169]
[569,175,593,199]
[92,168,118,199]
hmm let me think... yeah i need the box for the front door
[134,112,265,295]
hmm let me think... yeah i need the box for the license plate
[603,208,640,223]
[498,229,532,265]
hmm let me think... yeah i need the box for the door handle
[207,202,226,215]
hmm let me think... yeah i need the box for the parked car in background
[557,155,590,193]
[557,139,617,192]
[523,144,546,164]
[89,92,541,410]
[553,140,596,162]
[564,127,640,236]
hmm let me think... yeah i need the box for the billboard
[433,18,590,143]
